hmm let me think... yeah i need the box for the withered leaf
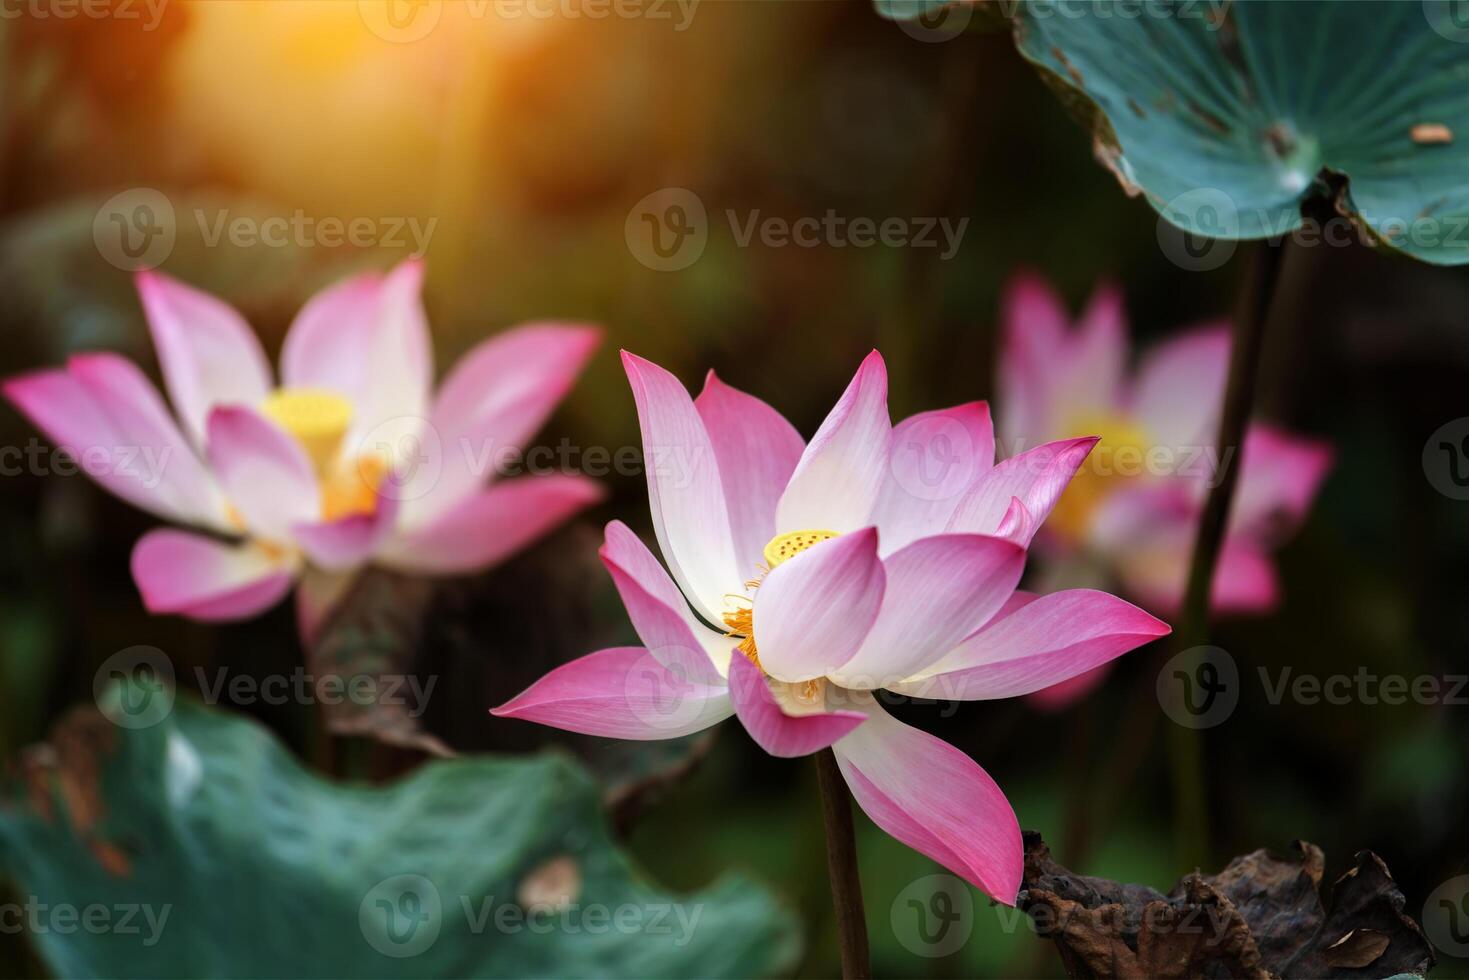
[1019,832,1434,979]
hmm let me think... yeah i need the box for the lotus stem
[1168,238,1287,867]
[815,748,872,979]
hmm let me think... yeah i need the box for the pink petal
[1027,664,1112,711]
[695,371,805,576]
[1209,541,1280,612]
[893,589,1168,700]
[833,703,1022,904]
[491,646,732,740]
[130,528,295,621]
[776,351,891,534]
[830,534,1025,690]
[206,406,319,542]
[947,436,1099,545]
[1114,530,1279,617]
[1229,424,1332,540]
[291,493,398,572]
[994,496,1034,545]
[753,527,885,683]
[401,323,600,527]
[727,653,865,758]
[377,474,602,574]
[600,521,729,685]
[1064,283,1128,421]
[996,272,1073,449]
[1128,324,1230,452]
[135,271,272,448]
[621,352,741,622]
[870,402,996,555]
[66,355,226,527]
[4,364,224,529]
[281,261,432,447]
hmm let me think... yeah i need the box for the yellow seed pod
[762,529,840,569]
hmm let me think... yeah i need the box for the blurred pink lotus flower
[996,273,1332,708]
[4,261,602,639]
[493,349,1168,904]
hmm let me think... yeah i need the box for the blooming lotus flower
[492,349,1169,903]
[996,273,1332,707]
[4,261,602,637]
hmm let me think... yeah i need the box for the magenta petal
[622,351,741,623]
[947,436,1099,545]
[776,350,892,534]
[727,654,865,758]
[135,271,272,448]
[754,527,886,683]
[695,371,805,576]
[830,534,1025,690]
[66,354,226,528]
[996,273,1073,449]
[833,704,1022,904]
[281,260,432,444]
[491,646,732,740]
[895,589,1169,700]
[1230,424,1333,540]
[206,406,319,541]
[292,495,398,572]
[1129,324,1230,450]
[379,474,602,574]
[871,402,996,555]
[130,528,295,621]
[1027,663,1112,711]
[4,365,222,528]
[600,521,729,685]
[404,323,600,526]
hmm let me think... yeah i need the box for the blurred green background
[1,1,1467,976]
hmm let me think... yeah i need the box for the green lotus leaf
[1005,0,1469,263]
[0,686,799,979]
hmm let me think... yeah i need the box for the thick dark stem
[815,748,872,980]
[1167,238,1287,867]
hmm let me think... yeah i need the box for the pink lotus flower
[4,261,602,637]
[493,349,1169,904]
[997,273,1332,707]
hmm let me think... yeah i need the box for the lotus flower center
[762,529,840,568]
[260,388,353,473]
[722,529,841,670]
[1049,412,1153,542]
[259,388,385,522]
